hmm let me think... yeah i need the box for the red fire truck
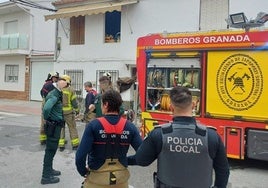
[136,29,268,161]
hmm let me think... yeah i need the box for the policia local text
[167,136,203,153]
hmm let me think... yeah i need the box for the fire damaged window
[70,16,85,45]
[105,11,121,43]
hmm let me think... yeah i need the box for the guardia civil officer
[135,86,230,188]
[41,76,67,184]
[75,89,142,188]
[39,72,59,145]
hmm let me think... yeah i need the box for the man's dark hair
[170,86,192,109]
[102,90,122,113]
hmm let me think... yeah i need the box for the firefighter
[39,72,59,145]
[135,86,230,188]
[89,75,124,118]
[58,74,80,151]
[88,76,113,117]
[75,89,142,188]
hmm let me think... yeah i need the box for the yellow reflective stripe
[71,138,79,146]
[63,106,72,111]
[39,134,47,141]
[58,139,65,146]
[71,95,77,100]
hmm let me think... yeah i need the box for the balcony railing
[0,33,29,50]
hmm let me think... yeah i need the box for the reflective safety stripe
[39,134,47,141]
[71,138,80,146]
[59,138,65,147]
[98,117,126,134]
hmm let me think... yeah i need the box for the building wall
[54,0,268,102]
[1,0,268,101]
[57,0,200,62]
[0,55,26,91]
[0,1,56,101]
[56,0,200,100]
[0,10,30,38]
[0,56,30,100]
[30,2,56,53]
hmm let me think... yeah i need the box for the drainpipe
[54,19,59,61]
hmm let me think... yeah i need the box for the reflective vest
[158,123,213,188]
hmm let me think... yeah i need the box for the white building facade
[0,0,56,100]
[0,0,267,105]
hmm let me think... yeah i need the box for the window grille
[64,69,83,100]
[5,65,19,82]
[96,70,119,92]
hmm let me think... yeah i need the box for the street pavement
[0,99,143,188]
[1,99,268,188]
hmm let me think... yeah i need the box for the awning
[45,0,138,21]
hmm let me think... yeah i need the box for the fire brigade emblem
[216,54,263,111]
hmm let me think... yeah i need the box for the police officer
[39,72,59,145]
[41,76,67,184]
[75,90,142,188]
[59,74,80,151]
[135,86,230,188]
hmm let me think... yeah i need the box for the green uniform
[42,88,64,178]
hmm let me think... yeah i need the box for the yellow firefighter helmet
[61,74,71,84]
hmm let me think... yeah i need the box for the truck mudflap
[247,129,268,161]
[225,127,244,160]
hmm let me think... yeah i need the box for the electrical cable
[10,0,57,12]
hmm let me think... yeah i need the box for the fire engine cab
[136,29,268,161]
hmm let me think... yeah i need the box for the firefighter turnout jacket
[59,86,80,148]
[62,86,79,115]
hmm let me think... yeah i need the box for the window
[64,69,83,97]
[70,16,85,45]
[5,65,19,82]
[4,20,18,34]
[105,11,121,43]
[96,70,119,92]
